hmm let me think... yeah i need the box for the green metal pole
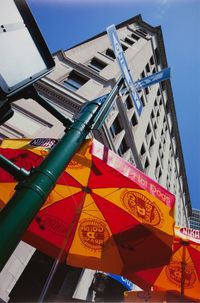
[0,98,103,271]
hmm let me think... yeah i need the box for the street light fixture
[0,0,55,101]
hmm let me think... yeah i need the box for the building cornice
[35,80,82,114]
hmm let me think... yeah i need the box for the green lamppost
[0,79,123,271]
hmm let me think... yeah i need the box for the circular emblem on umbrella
[78,219,110,251]
[68,159,84,169]
[121,190,163,227]
[166,261,196,288]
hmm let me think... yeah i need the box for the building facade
[0,15,191,302]
[189,209,200,230]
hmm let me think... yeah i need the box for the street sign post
[106,24,171,115]
[107,24,143,116]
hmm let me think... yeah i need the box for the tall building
[0,15,192,302]
[189,209,200,230]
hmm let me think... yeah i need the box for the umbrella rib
[82,210,106,223]
[80,188,123,211]
[95,187,122,198]
[42,186,81,210]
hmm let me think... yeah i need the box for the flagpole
[0,77,124,271]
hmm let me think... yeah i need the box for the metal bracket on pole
[32,89,73,129]
[0,154,30,181]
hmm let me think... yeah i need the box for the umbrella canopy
[0,138,175,276]
[126,226,200,302]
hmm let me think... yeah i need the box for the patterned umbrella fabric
[0,138,175,277]
[126,226,200,302]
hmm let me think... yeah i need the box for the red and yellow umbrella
[0,138,175,276]
[126,226,200,302]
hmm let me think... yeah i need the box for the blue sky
[27,0,200,210]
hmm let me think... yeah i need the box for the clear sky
[27,0,200,210]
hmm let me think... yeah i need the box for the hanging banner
[107,24,143,116]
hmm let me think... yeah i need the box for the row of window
[139,143,150,171]
[62,29,144,92]
[109,115,129,156]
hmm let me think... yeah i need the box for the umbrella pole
[180,242,187,302]
[0,78,124,271]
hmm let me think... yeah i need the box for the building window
[150,56,155,66]
[154,99,158,111]
[88,57,107,73]
[145,87,149,95]
[155,158,162,180]
[152,67,156,74]
[104,48,116,59]
[144,157,150,170]
[124,37,135,46]
[151,110,155,123]
[145,123,151,144]
[110,117,122,138]
[136,29,148,38]
[140,95,145,107]
[156,110,160,120]
[63,71,89,91]
[125,96,133,109]
[141,71,146,79]
[118,138,129,156]
[140,143,146,158]
[121,43,128,51]
[158,168,162,181]
[131,112,138,127]
[149,136,155,156]
[145,63,150,73]
[149,136,155,148]
[131,33,140,41]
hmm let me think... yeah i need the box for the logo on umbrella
[121,190,163,227]
[68,159,84,169]
[166,261,196,288]
[78,219,110,251]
